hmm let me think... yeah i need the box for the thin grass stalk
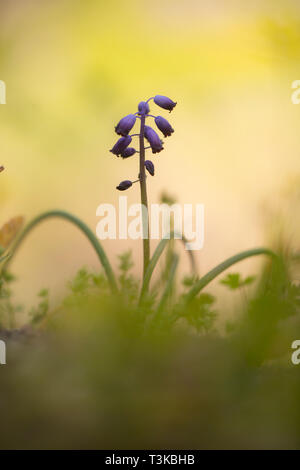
[184,248,276,304]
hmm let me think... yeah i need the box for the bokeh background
[1,0,300,315]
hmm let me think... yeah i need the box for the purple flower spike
[155,116,174,137]
[110,135,132,156]
[116,180,133,191]
[145,160,154,176]
[121,147,136,159]
[154,95,177,112]
[138,101,150,115]
[144,125,164,154]
[115,114,136,136]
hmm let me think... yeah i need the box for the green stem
[156,254,179,315]
[3,210,118,293]
[139,114,150,278]
[139,233,197,304]
[184,248,276,304]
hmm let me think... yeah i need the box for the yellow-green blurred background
[1,0,300,311]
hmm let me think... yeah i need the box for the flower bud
[144,125,164,154]
[110,136,132,156]
[121,147,136,159]
[153,95,177,112]
[116,180,133,191]
[138,101,150,115]
[115,114,136,136]
[155,116,174,137]
[145,160,154,176]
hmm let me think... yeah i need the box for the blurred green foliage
[0,249,299,449]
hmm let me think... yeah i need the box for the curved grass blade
[155,253,179,316]
[184,248,276,304]
[0,253,11,265]
[140,238,169,303]
[3,210,118,293]
[182,235,197,275]
[139,233,196,303]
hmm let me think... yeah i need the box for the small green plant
[67,268,109,297]
[118,251,139,302]
[183,293,217,333]
[0,271,22,329]
[29,288,49,325]
[220,273,256,290]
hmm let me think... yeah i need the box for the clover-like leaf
[220,273,256,290]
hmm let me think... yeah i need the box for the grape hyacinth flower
[110,135,132,156]
[155,116,174,137]
[145,160,154,176]
[121,147,136,159]
[116,180,133,191]
[110,94,176,275]
[138,101,150,115]
[144,125,164,154]
[115,114,136,136]
[153,95,177,112]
